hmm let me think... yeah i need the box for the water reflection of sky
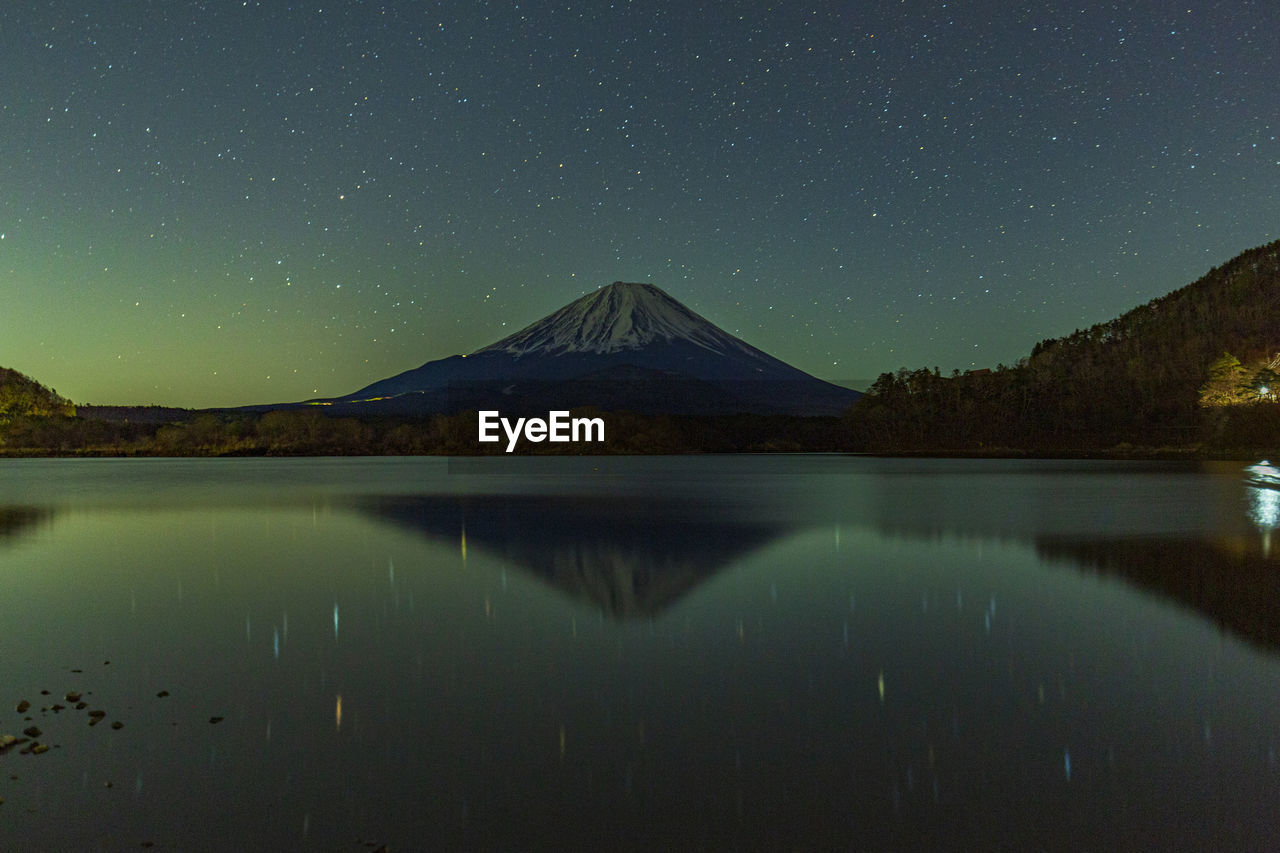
[1,458,1278,851]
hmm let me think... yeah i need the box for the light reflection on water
[1254,485,1280,529]
[0,457,1277,851]
[1246,460,1279,557]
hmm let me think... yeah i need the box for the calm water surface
[1,456,1278,851]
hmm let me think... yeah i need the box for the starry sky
[2,1,1277,408]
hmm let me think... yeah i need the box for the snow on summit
[475,282,753,357]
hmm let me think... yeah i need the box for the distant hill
[847,240,1280,454]
[282,281,860,417]
[0,367,75,421]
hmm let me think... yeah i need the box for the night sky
[2,1,1277,408]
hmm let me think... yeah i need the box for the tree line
[0,403,850,456]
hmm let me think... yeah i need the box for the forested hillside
[846,240,1280,455]
[0,368,75,421]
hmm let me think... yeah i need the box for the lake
[2,456,1278,851]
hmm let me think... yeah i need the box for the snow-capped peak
[473,281,755,357]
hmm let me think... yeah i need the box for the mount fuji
[309,282,859,416]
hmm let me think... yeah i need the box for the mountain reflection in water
[357,494,793,617]
[354,483,1280,659]
[1037,533,1280,653]
[0,506,52,541]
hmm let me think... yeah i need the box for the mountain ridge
[327,281,860,416]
